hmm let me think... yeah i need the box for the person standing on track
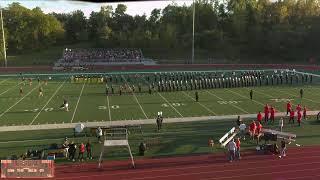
[227,139,236,163]
[279,139,287,158]
[235,138,241,160]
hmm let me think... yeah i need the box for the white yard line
[0,78,9,85]
[70,82,86,123]
[0,82,22,97]
[29,81,66,125]
[106,95,112,123]
[274,88,320,104]
[226,89,265,106]
[121,75,148,119]
[157,92,184,117]
[205,90,249,114]
[182,91,217,115]
[0,84,40,119]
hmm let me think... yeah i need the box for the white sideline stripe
[0,110,319,132]
[157,92,183,117]
[182,91,217,115]
[121,75,148,119]
[0,82,22,97]
[107,95,112,122]
[70,82,86,123]
[0,84,40,118]
[226,89,264,106]
[205,90,249,114]
[29,81,66,125]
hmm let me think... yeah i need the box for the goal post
[98,128,135,168]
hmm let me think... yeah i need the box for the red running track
[53,145,320,180]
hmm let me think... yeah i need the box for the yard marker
[205,90,249,114]
[71,82,86,123]
[182,91,217,115]
[226,89,264,106]
[0,83,40,119]
[157,92,183,117]
[29,81,65,125]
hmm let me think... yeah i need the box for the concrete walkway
[0,111,318,132]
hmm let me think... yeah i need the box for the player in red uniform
[303,106,307,120]
[264,104,269,123]
[297,111,302,126]
[249,120,257,140]
[256,121,263,144]
[286,101,291,116]
[257,111,262,123]
[296,104,302,112]
[289,109,295,124]
[270,106,276,124]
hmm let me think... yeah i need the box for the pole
[0,7,7,67]
[192,0,195,64]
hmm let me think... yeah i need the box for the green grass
[0,77,319,126]
[0,117,319,162]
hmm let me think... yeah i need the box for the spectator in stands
[227,139,236,162]
[78,143,85,162]
[96,127,103,143]
[68,141,77,162]
[235,138,241,160]
[86,140,92,160]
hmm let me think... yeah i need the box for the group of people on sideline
[62,137,93,162]
[227,101,303,162]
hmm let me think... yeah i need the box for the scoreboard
[1,160,54,178]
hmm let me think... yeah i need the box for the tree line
[1,0,320,63]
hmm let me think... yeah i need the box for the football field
[0,74,320,127]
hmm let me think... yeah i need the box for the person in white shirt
[239,122,247,140]
[227,139,237,162]
[279,117,284,132]
[96,127,103,143]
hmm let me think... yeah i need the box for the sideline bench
[219,127,237,147]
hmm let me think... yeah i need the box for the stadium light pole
[0,7,7,67]
[192,0,195,64]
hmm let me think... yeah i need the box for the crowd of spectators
[62,48,144,63]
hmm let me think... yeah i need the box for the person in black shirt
[279,140,287,158]
[195,91,199,102]
[300,88,304,99]
[250,89,253,100]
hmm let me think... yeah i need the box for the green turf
[0,77,319,126]
[0,117,319,162]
